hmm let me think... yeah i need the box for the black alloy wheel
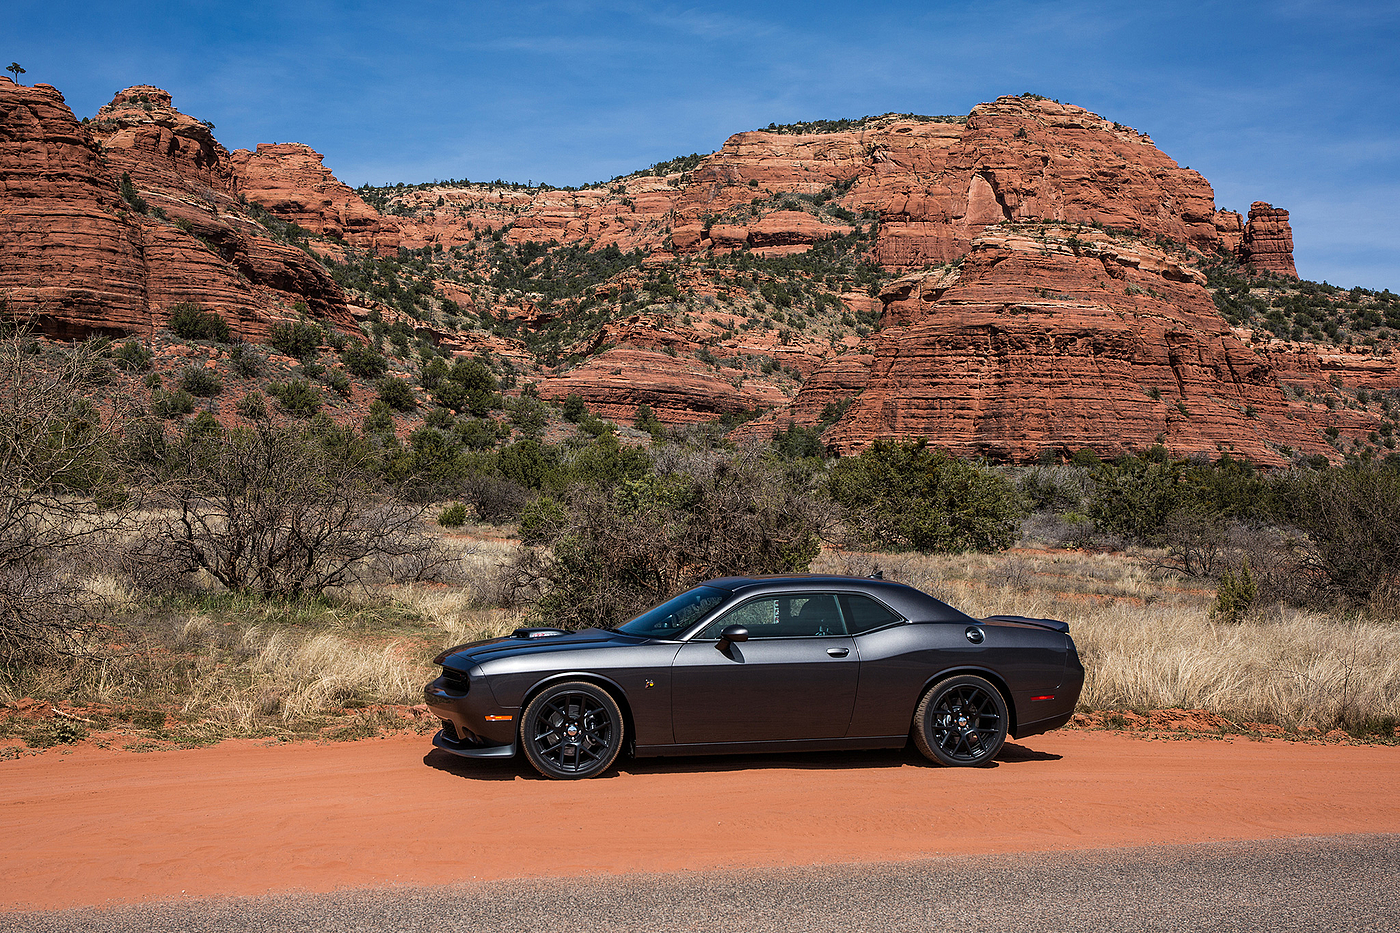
[520,681,624,780]
[913,674,1008,767]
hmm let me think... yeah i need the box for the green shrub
[324,368,352,398]
[340,341,388,378]
[235,391,269,421]
[432,357,498,416]
[168,302,231,343]
[119,172,148,214]
[268,379,321,418]
[179,365,222,397]
[25,718,88,748]
[151,388,195,419]
[1272,464,1400,604]
[113,339,153,372]
[437,502,469,528]
[266,320,324,360]
[377,377,417,412]
[1211,561,1258,624]
[454,418,500,450]
[561,393,587,423]
[363,399,394,434]
[827,441,1021,553]
[509,395,548,436]
[424,407,456,430]
[633,403,663,436]
[516,449,823,630]
[772,422,824,460]
[1088,453,1182,541]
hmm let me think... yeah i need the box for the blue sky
[10,0,1399,289]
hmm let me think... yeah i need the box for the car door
[670,593,858,745]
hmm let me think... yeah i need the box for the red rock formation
[94,87,238,201]
[0,82,356,341]
[816,225,1333,466]
[1212,209,1244,255]
[370,98,1292,282]
[1241,202,1299,278]
[0,83,150,338]
[231,143,400,254]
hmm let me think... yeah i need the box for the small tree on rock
[5,63,24,84]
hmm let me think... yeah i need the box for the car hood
[439,628,640,669]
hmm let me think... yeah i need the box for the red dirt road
[3,731,1399,911]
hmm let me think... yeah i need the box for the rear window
[840,593,903,633]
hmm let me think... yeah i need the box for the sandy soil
[3,730,1398,911]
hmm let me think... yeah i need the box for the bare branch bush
[1274,465,1400,611]
[0,326,140,665]
[137,420,447,597]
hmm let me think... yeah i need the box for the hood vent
[512,627,569,640]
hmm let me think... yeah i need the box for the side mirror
[715,624,749,652]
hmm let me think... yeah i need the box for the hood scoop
[511,627,569,640]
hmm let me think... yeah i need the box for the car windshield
[615,586,729,640]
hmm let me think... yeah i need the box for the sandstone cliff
[811,225,1331,466]
[0,83,354,341]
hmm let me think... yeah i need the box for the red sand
[3,731,1398,911]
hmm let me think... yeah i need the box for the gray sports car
[424,574,1084,779]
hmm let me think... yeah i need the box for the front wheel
[520,681,624,779]
[913,674,1008,767]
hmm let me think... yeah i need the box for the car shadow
[423,748,529,781]
[424,741,1061,782]
[996,742,1064,763]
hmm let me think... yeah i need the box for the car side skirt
[634,735,908,758]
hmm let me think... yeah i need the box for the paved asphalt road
[5,834,1396,933]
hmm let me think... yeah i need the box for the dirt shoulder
[4,729,1399,911]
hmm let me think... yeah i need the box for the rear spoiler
[982,615,1070,634]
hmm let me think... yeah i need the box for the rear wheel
[913,674,1008,767]
[520,681,624,780]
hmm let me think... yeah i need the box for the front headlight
[440,666,471,694]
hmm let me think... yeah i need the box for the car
[424,574,1084,779]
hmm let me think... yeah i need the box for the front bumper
[431,728,517,759]
[422,670,518,750]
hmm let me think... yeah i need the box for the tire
[913,674,1008,767]
[520,681,625,780]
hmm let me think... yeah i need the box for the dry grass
[817,547,1400,732]
[0,531,529,743]
[6,533,1397,744]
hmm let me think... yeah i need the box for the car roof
[699,574,975,623]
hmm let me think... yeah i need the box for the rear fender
[915,667,1018,738]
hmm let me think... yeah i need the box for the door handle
[827,647,849,658]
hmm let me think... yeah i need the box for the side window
[696,594,848,639]
[839,594,903,634]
